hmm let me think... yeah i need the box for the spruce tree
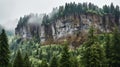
[24,53,31,67]
[104,34,111,66]
[59,42,70,67]
[109,28,120,67]
[0,29,10,67]
[88,42,105,66]
[70,57,79,67]
[13,50,24,67]
[81,27,105,67]
[49,55,58,67]
[40,59,48,67]
[84,27,94,47]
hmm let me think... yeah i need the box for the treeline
[50,2,120,21]
[17,2,120,26]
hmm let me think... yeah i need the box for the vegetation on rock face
[15,2,120,44]
[1,2,120,67]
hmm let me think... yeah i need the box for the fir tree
[59,42,70,67]
[89,42,105,66]
[70,57,79,67]
[84,26,94,47]
[104,34,111,66]
[13,50,24,67]
[39,49,42,60]
[24,53,31,67]
[49,55,58,67]
[0,29,10,67]
[40,59,48,67]
[109,28,120,67]
[81,27,105,67]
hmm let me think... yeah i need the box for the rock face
[15,14,44,42]
[15,13,120,45]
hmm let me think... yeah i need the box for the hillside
[15,2,120,45]
[1,2,120,67]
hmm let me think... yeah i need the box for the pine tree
[40,59,48,67]
[0,29,10,67]
[13,50,24,67]
[109,28,120,67]
[59,42,70,67]
[24,53,31,67]
[104,34,111,66]
[83,43,105,67]
[81,27,105,67]
[70,57,79,67]
[39,49,43,59]
[49,55,58,67]
[103,5,109,13]
[89,42,105,66]
[83,26,94,47]
[110,3,115,14]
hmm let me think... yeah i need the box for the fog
[28,13,44,24]
[0,0,120,30]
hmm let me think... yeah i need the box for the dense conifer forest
[0,2,120,67]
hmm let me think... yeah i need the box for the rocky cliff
[15,13,119,44]
[15,3,120,46]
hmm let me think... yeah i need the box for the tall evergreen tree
[103,5,110,13]
[49,55,58,67]
[109,28,120,67]
[24,53,31,67]
[70,57,79,67]
[84,26,94,47]
[59,42,70,67]
[88,42,106,66]
[104,34,111,66]
[13,50,24,67]
[40,59,48,67]
[115,5,120,25]
[81,27,106,67]
[0,29,10,67]
[110,3,115,14]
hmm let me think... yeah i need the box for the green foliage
[24,53,31,67]
[84,27,94,47]
[13,50,24,67]
[89,42,106,66]
[42,15,50,25]
[40,59,48,67]
[0,2,120,67]
[9,27,120,67]
[104,34,111,66]
[70,57,79,67]
[81,28,106,67]
[59,42,71,67]
[49,55,58,67]
[108,28,120,66]
[0,29,10,67]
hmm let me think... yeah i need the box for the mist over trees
[0,2,120,67]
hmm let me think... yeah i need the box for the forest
[0,2,120,67]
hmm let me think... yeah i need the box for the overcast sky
[0,0,120,30]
